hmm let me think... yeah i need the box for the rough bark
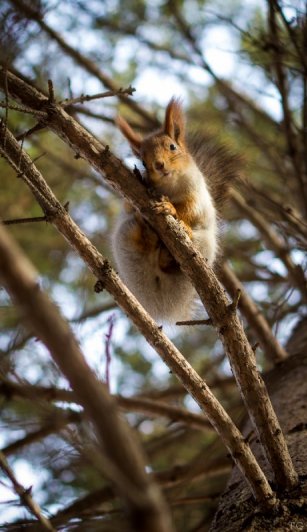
[211,319,307,531]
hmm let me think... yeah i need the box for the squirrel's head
[116,98,191,187]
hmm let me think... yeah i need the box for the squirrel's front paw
[153,197,177,217]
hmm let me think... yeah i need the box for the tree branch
[0,379,214,431]
[231,189,307,302]
[60,86,135,107]
[219,262,288,364]
[0,225,174,532]
[9,0,159,128]
[267,0,307,214]
[0,450,56,531]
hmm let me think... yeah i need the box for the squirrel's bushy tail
[188,132,243,212]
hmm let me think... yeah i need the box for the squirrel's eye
[170,144,177,151]
[142,160,147,169]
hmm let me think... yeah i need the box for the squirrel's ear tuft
[116,115,142,157]
[164,97,185,144]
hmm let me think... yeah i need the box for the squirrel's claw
[152,198,177,217]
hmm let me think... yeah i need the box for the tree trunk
[211,318,307,531]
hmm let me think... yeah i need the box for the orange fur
[174,197,200,236]
[158,245,179,273]
[164,98,185,144]
[127,217,159,254]
[116,115,142,156]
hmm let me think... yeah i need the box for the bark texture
[211,318,307,531]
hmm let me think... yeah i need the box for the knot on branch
[48,79,55,104]
[94,260,112,293]
[37,80,57,120]
[101,145,110,165]
[218,289,241,335]
[227,289,241,314]
[44,208,59,223]
[94,280,104,293]
[133,165,143,183]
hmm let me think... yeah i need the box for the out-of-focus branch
[271,0,307,71]
[1,409,82,456]
[9,0,159,128]
[219,263,288,364]
[0,379,214,431]
[243,182,307,245]
[170,0,279,129]
[0,119,276,506]
[268,0,307,214]
[0,302,115,357]
[53,451,230,525]
[231,189,307,302]
[60,86,135,107]
[0,450,56,531]
[0,225,174,532]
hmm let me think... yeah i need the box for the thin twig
[60,86,135,107]
[16,122,47,141]
[0,450,56,531]
[176,318,213,326]
[1,215,47,225]
[0,100,47,117]
[104,314,115,391]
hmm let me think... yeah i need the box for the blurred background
[0,0,306,529]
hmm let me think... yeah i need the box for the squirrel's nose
[154,161,164,171]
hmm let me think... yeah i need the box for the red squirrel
[112,98,240,323]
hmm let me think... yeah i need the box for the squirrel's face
[140,134,190,187]
[116,97,190,191]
